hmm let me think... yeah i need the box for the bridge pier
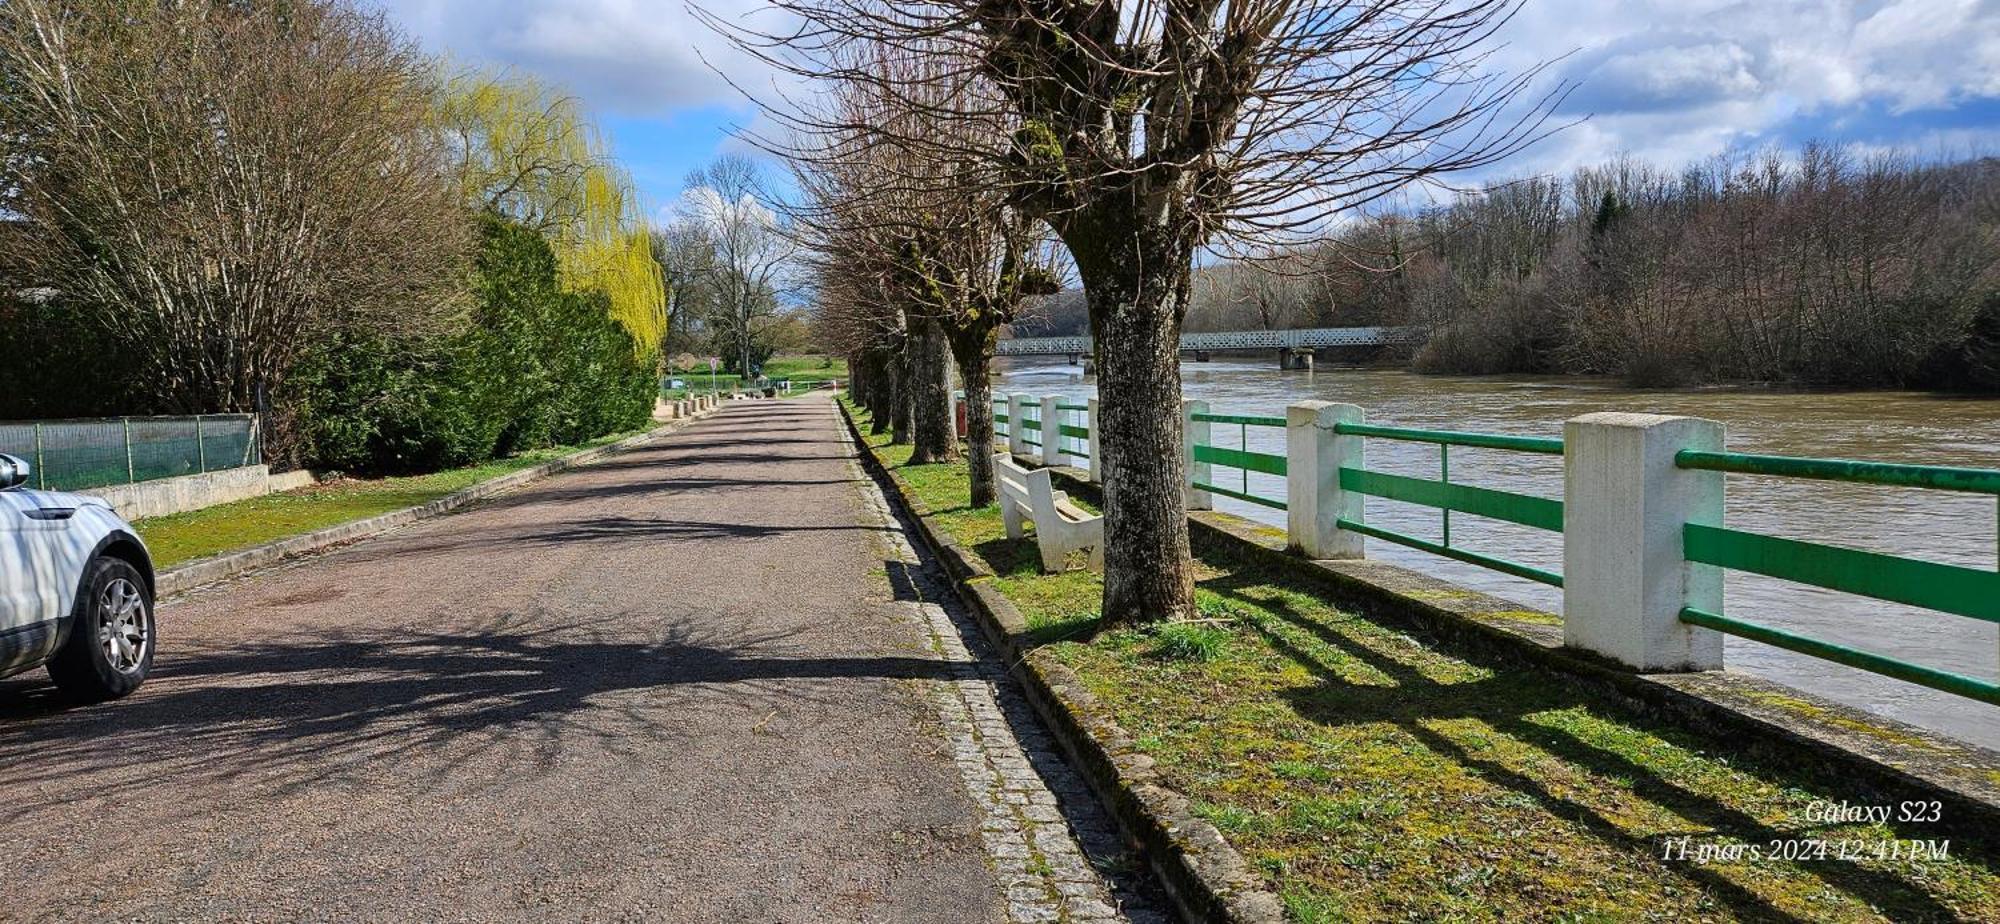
[1192,350,1211,362]
[1278,348,1314,371]
[1067,353,1080,366]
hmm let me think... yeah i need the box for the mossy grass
[137,429,643,569]
[843,397,2000,922]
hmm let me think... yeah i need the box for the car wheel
[47,557,155,702]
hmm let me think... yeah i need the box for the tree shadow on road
[0,613,962,825]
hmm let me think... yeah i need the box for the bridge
[996,326,1423,368]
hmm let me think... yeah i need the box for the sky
[378,0,2000,216]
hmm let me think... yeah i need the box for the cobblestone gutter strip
[157,408,720,598]
[1033,466,2000,849]
[837,405,1283,924]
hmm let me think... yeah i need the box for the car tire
[47,557,154,702]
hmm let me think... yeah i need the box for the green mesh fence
[0,415,259,492]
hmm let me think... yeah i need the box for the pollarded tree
[712,1,1566,622]
[678,155,799,379]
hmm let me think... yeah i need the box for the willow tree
[438,72,666,359]
[713,1,1564,623]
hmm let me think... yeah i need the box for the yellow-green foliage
[438,71,665,357]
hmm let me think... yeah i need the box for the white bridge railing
[994,326,1424,356]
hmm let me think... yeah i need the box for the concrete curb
[157,408,720,598]
[838,402,1283,924]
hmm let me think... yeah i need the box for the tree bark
[890,341,913,445]
[1065,214,1196,624]
[865,349,895,434]
[907,314,957,464]
[949,326,999,506]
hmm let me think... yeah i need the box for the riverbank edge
[841,402,2000,922]
[839,402,1288,923]
[156,404,720,598]
[1042,467,2000,843]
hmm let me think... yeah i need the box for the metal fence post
[195,415,207,473]
[1184,400,1212,510]
[32,423,45,489]
[1562,412,1725,671]
[1287,401,1365,559]
[123,417,135,483]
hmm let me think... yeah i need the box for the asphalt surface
[0,397,1021,922]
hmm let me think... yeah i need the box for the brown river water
[997,357,2000,751]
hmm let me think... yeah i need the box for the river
[997,357,2000,751]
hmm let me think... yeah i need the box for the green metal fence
[1189,412,1288,511]
[1056,402,1090,460]
[992,397,1009,438]
[0,415,260,492]
[1674,451,2000,706]
[1332,423,1566,588]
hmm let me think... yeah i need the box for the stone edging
[157,408,720,598]
[837,403,1285,924]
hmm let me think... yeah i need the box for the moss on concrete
[845,399,1999,922]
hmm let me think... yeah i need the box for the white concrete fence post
[1286,401,1366,559]
[1007,394,1028,459]
[1086,398,1102,484]
[1183,399,1212,511]
[1040,395,1063,468]
[1562,412,1726,672]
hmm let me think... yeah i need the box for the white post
[1563,412,1725,672]
[1007,394,1028,459]
[1040,395,1063,467]
[1086,398,1102,484]
[1183,400,1212,511]
[1287,401,1365,559]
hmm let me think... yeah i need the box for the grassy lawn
[661,354,846,398]
[842,397,1999,923]
[136,430,643,570]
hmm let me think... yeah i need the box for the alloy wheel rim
[97,578,149,674]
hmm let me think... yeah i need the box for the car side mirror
[0,454,31,490]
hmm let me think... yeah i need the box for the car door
[0,489,70,673]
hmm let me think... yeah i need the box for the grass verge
[843,397,1999,923]
[661,354,846,398]
[135,430,644,569]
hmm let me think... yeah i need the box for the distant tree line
[1016,146,2000,391]
[0,0,660,473]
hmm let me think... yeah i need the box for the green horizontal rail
[1021,418,1041,431]
[1684,524,2000,624]
[1340,468,1563,532]
[1677,450,2000,495]
[993,413,1009,423]
[1058,424,1089,439]
[1023,437,1042,448]
[1069,449,1091,459]
[1193,412,1287,428]
[1057,403,1089,412]
[1681,607,2000,707]
[1195,481,1287,511]
[1336,422,1563,455]
[1338,518,1563,587]
[1193,443,1288,476]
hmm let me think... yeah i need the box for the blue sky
[378,0,2000,215]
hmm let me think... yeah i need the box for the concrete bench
[994,453,1103,572]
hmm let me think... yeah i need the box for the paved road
[0,397,1155,923]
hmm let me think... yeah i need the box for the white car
[0,453,156,700]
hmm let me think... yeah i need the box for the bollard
[1086,398,1102,484]
[1562,412,1725,671]
[1040,395,1063,468]
[1008,394,1028,459]
[1287,401,1365,559]
[1183,400,1212,511]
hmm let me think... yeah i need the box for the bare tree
[679,155,799,379]
[710,0,1565,623]
[0,0,469,457]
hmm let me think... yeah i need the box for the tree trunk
[890,342,912,445]
[1066,218,1196,624]
[949,326,999,507]
[866,349,895,434]
[907,315,957,464]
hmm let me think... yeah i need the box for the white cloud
[376,0,785,115]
